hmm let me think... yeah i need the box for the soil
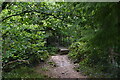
[35,54,87,78]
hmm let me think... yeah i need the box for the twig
[3,60,29,67]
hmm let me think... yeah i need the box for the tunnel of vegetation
[1,2,120,78]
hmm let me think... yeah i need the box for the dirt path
[35,54,87,78]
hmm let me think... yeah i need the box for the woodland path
[35,53,87,78]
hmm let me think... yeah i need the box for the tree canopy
[1,2,120,78]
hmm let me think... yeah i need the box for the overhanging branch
[1,10,63,22]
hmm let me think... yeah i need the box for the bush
[2,24,49,71]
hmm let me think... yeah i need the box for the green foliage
[68,3,120,78]
[2,23,49,70]
[68,42,88,62]
[1,2,120,78]
[1,2,50,71]
[47,46,59,55]
[3,66,47,78]
[77,65,112,78]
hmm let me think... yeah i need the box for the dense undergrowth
[69,39,120,78]
[3,66,48,78]
[68,3,120,78]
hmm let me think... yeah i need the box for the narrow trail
[35,54,87,78]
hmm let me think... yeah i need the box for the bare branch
[3,60,29,67]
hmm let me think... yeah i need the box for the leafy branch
[1,10,64,22]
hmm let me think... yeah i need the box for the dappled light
[1,2,120,79]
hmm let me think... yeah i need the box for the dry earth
[35,54,87,78]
